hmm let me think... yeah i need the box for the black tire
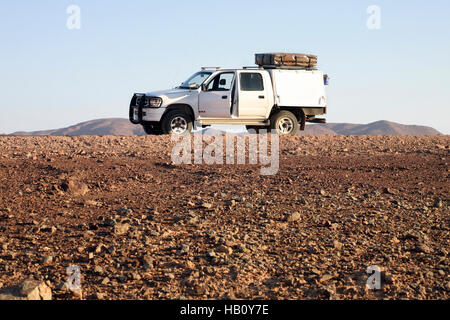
[246,125,270,134]
[161,110,193,135]
[270,110,299,135]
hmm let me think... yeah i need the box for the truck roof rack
[242,66,263,70]
[261,65,318,71]
[201,67,221,71]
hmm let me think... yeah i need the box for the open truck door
[198,72,235,118]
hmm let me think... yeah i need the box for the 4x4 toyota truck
[129,65,329,135]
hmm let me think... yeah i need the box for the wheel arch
[269,106,305,123]
[163,104,195,122]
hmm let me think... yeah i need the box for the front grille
[136,96,148,107]
[129,93,145,124]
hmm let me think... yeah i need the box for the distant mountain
[10,119,441,136]
[12,118,146,136]
[300,124,337,135]
[299,120,441,135]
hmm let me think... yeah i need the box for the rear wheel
[161,110,193,135]
[270,110,299,135]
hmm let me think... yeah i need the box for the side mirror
[201,83,207,91]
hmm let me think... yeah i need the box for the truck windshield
[179,71,212,89]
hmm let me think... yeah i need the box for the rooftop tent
[255,53,317,69]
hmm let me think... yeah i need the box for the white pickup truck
[129,66,329,135]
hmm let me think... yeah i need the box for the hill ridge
[10,118,441,136]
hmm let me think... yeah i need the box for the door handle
[222,95,228,99]
[258,95,265,99]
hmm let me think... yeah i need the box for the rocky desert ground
[0,134,448,300]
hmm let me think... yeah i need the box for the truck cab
[130,66,328,135]
[198,69,274,120]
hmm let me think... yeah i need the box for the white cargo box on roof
[268,69,326,108]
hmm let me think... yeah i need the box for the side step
[197,118,270,126]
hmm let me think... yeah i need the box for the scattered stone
[390,237,400,244]
[186,215,198,224]
[227,200,236,207]
[40,225,57,234]
[143,255,154,270]
[0,135,448,300]
[148,230,160,237]
[131,272,142,281]
[403,230,420,241]
[85,200,100,206]
[201,202,213,209]
[0,279,52,300]
[179,244,190,254]
[41,255,53,265]
[320,274,335,283]
[284,274,295,286]
[60,179,89,196]
[104,218,115,227]
[287,212,301,222]
[333,240,343,250]
[95,244,104,253]
[117,207,133,215]
[173,216,183,223]
[311,268,321,275]
[433,198,443,208]
[163,273,175,282]
[94,266,104,274]
[236,243,248,253]
[216,245,233,255]
[71,288,83,299]
[114,223,130,235]
[206,230,216,237]
[416,243,432,254]
[382,187,396,195]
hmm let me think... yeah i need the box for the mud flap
[300,114,306,131]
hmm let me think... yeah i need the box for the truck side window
[240,73,264,91]
[207,72,234,91]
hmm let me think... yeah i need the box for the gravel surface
[0,135,448,300]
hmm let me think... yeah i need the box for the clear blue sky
[1,0,449,133]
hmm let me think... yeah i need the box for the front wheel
[161,110,193,135]
[270,111,299,135]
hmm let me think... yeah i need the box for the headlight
[147,97,162,108]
